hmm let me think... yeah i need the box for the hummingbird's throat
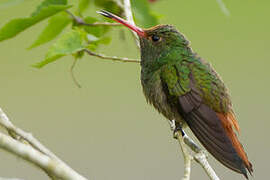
[97,10,146,37]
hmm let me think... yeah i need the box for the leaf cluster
[0,0,160,68]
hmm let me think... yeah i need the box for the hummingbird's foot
[168,120,185,139]
[168,120,176,131]
[173,124,185,139]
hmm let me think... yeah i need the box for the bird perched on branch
[98,10,253,179]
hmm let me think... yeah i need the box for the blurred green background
[0,0,269,179]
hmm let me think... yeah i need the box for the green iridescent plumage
[141,25,231,115]
[98,11,253,179]
[139,25,252,177]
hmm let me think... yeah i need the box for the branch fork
[174,130,220,180]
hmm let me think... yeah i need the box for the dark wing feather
[159,64,251,178]
[178,91,249,178]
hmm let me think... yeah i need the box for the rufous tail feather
[217,112,253,175]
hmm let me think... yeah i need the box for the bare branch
[123,0,140,47]
[0,132,87,180]
[85,49,140,63]
[216,0,230,16]
[0,108,88,180]
[66,10,120,26]
[194,151,220,180]
[175,131,220,180]
[182,133,201,153]
[176,132,192,180]
[0,108,60,161]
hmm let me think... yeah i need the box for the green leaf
[0,0,24,9]
[31,0,67,16]
[78,0,91,14]
[29,12,71,49]
[94,0,122,15]
[86,34,111,51]
[0,0,71,42]
[73,50,85,60]
[33,29,86,68]
[87,34,111,45]
[87,34,99,41]
[98,36,111,45]
[83,16,109,37]
[131,0,159,28]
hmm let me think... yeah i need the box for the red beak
[97,10,146,37]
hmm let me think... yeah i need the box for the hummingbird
[98,10,253,179]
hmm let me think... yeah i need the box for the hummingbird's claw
[168,120,176,131]
[173,126,185,139]
[168,120,185,139]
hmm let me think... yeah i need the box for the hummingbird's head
[98,10,190,66]
[139,25,189,58]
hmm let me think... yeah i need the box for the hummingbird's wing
[178,91,252,178]
[161,63,252,178]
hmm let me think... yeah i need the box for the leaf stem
[70,58,82,88]
[84,49,140,63]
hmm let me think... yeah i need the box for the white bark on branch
[0,132,86,180]
[175,131,220,180]
[0,108,88,180]
[123,0,140,47]
[176,132,192,180]
[0,108,59,160]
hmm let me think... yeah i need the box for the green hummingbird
[98,10,253,179]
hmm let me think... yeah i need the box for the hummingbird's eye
[151,35,160,42]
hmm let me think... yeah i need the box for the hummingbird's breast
[140,67,183,123]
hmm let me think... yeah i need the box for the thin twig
[182,133,220,179]
[182,134,201,153]
[216,0,230,16]
[86,22,121,26]
[84,49,140,63]
[123,0,140,47]
[194,151,220,180]
[176,132,192,180]
[175,130,220,180]
[70,58,82,88]
[65,10,120,26]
